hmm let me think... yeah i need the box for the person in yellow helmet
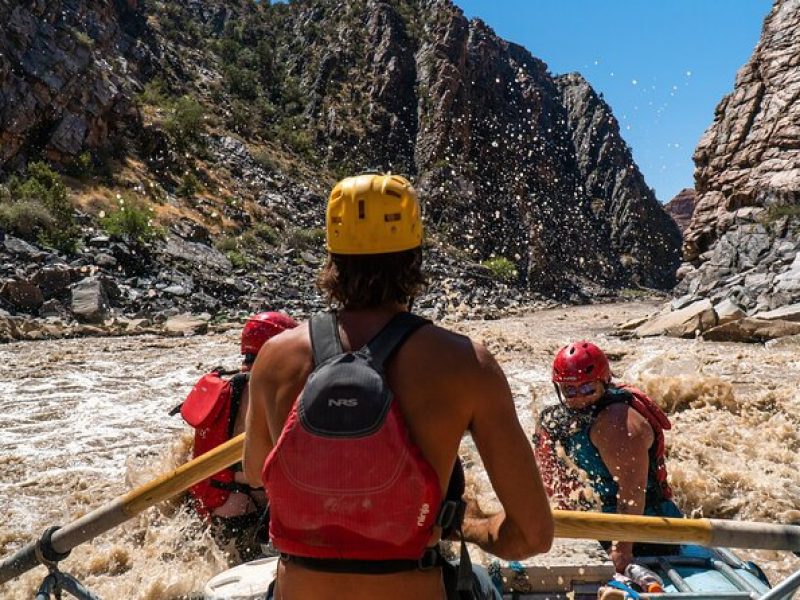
[244,173,553,600]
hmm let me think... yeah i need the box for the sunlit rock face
[0,0,681,298]
[678,0,800,312]
[665,189,697,234]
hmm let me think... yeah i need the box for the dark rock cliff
[678,0,800,313]
[555,73,682,287]
[0,0,154,172]
[0,0,683,326]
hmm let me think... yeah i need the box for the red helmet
[552,341,611,385]
[241,311,298,356]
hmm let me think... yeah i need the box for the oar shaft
[0,434,246,585]
[553,510,800,551]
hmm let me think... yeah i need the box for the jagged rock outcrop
[555,74,682,287]
[0,0,155,172]
[0,0,681,317]
[664,188,696,233]
[678,0,800,313]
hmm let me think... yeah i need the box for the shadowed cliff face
[0,0,681,300]
[555,73,682,288]
[0,0,154,172]
[678,0,800,312]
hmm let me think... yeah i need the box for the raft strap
[34,526,71,568]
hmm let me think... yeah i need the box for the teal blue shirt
[542,387,676,516]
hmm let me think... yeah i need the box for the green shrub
[4,162,80,252]
[214,235,239,253]
[287,227,325,250]
[0,200,56,241]
[765,204,800,222]
[251,149,278,172]
[481,256,518,282]
[273,119,313,157]
[138,78,168,106]
[252,223,280,245]
[72,29,94,49]
[164,96,206,151]
[239,222,280,252]
[226,250,249,269]
[177,172,201,198]
[228,100,255,137]
[101,201,163,244]
[224,65,260,100]
[66,151,94,179]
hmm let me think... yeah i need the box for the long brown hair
[317,248,427,309]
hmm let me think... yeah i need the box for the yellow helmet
[326,173,423,255]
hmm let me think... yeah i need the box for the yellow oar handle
[553,509,800,552]
[123,433,245,514]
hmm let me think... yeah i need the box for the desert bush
[286,227,325,250]
[3,162,79,252]
[101,200,163,244]
[481,256,518,282]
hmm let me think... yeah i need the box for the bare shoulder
[594,400,653,440]
[252,322,312,383]
[410,323,499,372]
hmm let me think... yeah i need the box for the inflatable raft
[203,545,799,600]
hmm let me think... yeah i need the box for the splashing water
[1,302,798,598]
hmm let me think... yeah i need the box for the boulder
[713,299,746,325]
[635,299,717,338]
[703,318,800,343]
[70,277,109,323]
[0,314,22,342]
[40,299,66,317]
[774,254,800,293]
[4,236,47,261]
[754,302,800,322]
[0,278,44,311]
[30,265,74,298]
[164,313,208,336]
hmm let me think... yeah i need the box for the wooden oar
[3,433,800,585]
[0,433,246,585]
[553,509,800,551]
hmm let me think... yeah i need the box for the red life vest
[262,312,443,561]
[180,371,248,518]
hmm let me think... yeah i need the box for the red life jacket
[262,312,443,561]
[180,370,248,518]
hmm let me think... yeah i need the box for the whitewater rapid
[1,301,798,599]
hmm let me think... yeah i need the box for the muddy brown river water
[1,301,799,599]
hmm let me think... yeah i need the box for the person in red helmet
[177,311,297,561]
[534,340,682,573]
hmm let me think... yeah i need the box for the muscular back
[244,309,552,599]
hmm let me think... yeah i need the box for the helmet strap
[554,382,567,407]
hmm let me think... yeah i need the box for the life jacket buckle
[417,546,440,571]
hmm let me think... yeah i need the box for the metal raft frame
[499,548,800,600]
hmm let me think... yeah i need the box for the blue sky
[455,1,771,202]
